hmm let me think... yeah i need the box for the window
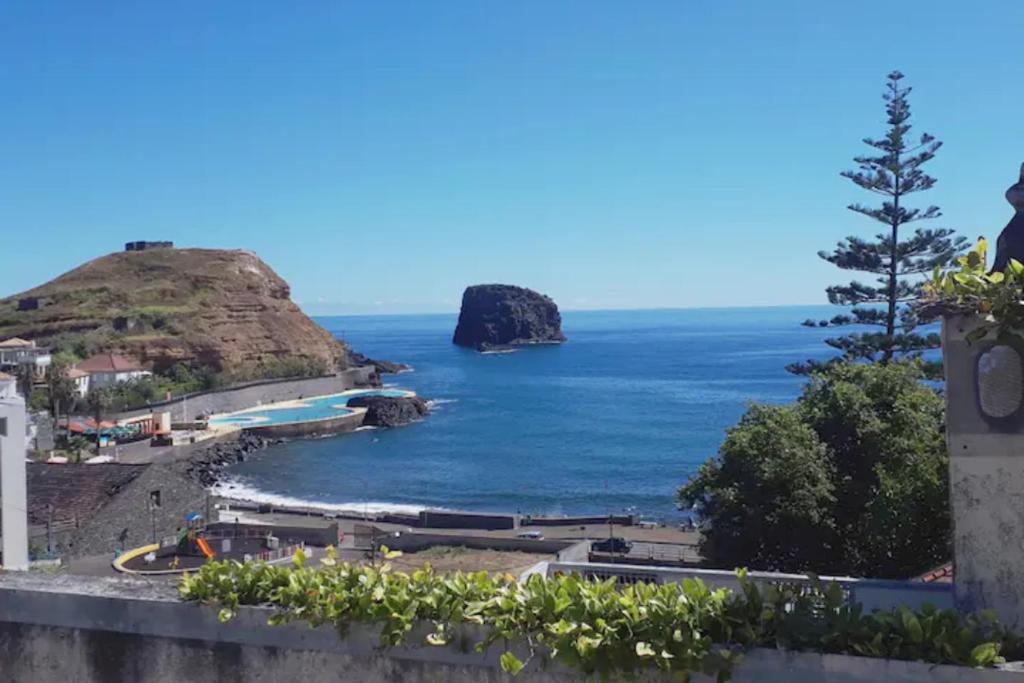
[0,416,7,437]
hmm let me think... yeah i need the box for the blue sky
[2,2,1021,314]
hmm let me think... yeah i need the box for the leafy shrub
[923,237,1024,342]
[679,361,949,578]
[180,553,1009,680]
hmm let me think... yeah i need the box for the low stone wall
[114,368,376,422]
[0,573,1015,683]
[419,510,519,530]
[386,531,576,556]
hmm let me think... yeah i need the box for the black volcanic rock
[347,350,409,375]
[349,395,429,428]
[452,284,566,350]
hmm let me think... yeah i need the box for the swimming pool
[208,389,414,428]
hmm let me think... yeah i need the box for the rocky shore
[347,350,411,376]
[184,432,276,488]
[348,395,429,428]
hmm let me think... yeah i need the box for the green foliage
[26,387,50,412]
[100,363,221,411]
[679,405,837,572]
[680,361,949,578]
[791,71,967,374]
[923,237,1024,344]
[179,557,1010,680]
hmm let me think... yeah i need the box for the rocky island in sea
[452,284,566,351]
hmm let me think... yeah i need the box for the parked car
[591,537,632,554]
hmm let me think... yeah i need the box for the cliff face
[0,248,348,373]
[452,284,566,349]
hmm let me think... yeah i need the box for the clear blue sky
[2,2,1021,314]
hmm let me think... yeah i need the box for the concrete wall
[114,369,376,422]
[386,531,576,556]
[0,393,28,569]
[246,408,365,438]
[943,316,1024,623]
[0,573,1014,683]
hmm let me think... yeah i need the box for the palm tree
[86,388,111,454]
[45,359,77,442]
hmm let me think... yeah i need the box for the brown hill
[0,247,348,374]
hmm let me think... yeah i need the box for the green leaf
[969,642,998,666]
[500,651,524,675]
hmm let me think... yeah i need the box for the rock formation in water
[993,162,1024,273]
[452,284,566,350]
[348,395,429,428]
[346,350,410,375]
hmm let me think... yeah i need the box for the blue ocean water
[217,306,849,521]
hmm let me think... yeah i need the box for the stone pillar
[943,315,1024,623]
[0,392,29,570]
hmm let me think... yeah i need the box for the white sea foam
[212,479,430,516]
[355,425,379,432]
[426,397,458,410]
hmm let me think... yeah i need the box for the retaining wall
[385,531,576,556]
[0,573,1016,683]
[114,368,376,422]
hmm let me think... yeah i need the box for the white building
[75,353,151,390]
[0,372,15,399]
[0,337,51,381]
[0,389,29,570]
[66,367,90,398]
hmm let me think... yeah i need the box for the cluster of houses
[0,338,151,399]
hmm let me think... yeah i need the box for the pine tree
[789,71,967,374]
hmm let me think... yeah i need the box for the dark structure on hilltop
[452,284,566,350]
[125,240,174,251]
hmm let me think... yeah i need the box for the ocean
[216,306,849,521]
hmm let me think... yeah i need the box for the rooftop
[0,337,34,348]
[22,462,147,526]
[76,352,145,373]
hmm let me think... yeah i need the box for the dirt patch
[385,546,549,575]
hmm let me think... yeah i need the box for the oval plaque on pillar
[976,342,1024,428]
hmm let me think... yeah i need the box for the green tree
[86,387,111,454]
[679,404,837,571]
[14,363,35,398]
[45,357,78,438]
[789,71,967,374]
[679,361,949,578]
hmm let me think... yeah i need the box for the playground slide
[196,537,215,559]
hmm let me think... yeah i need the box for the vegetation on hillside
[0,247,347,377]
[790,71,967,375]
[180,551,1012,681]
[679,361,949,579]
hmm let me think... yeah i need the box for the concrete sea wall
[114,368,376,422]
[0,573,1017,683]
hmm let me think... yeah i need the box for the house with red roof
[74,353,151,391]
